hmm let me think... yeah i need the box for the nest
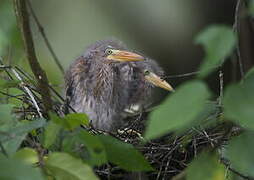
[0,62,237,180]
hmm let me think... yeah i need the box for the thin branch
[163,65,221,79]
[218,70,224,107]
[11,68,43,118]
[233,0,245,79]
[14,65,75,111]
[221,158,254,180]
[163,71,200,79]
[0,90,23,101]
[13,0,52,116]
[26,0,65,75]
[0,141,8,157]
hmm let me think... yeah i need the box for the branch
[13,0,52,116]
[26,0,65,75]
[233,0,245,79]
[221,158,254,180]
[11,68,43,118]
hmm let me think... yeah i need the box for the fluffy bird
[65,39,173,132]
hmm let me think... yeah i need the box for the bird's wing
[64,55,90,112]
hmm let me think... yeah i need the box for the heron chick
[65,39,173,132]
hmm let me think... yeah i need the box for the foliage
[249,0,254,17]
[186,152,225,180]
[45,152,98,180]
[224,69,254,130]
[98,135,153,171]
[145,80,211,139]
[226,132,254,177]
[0,154,44,180]
[195,25,236,78]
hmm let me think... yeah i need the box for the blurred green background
[0,0,235,91]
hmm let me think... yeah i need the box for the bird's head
[143,69,174,92]
[84,39,144,63]
[133,59,174,92]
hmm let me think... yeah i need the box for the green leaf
[186,152,225,180]
[249,0,254,17]
[13,148,39,165]
[0,104,15,125]
[64,113,89,130]
[98,135,153,171]
[244,66,254,80]
[45,152,98,180]
[0,118,46,142]
[50,112,68,127]
[78,131,107,166]
[0,155,44,180]
[1,88,24,106]
[226,132,254,177]
[195,25,236,78]
[43,121,62,148]
[62,130,107,166]
[2,133,27,156]
[50,113,89,131]
[0,79,20,89]
[62,133,80,154]
[0,119,46,155]
[145,80,211,139]
[224,72,254,129]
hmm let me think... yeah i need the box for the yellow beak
[145,72,174,92]
[107,50,144,62]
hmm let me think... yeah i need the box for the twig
[0,58,14,80]
[0,65,12,69]
[26,0,65,75]
[15,65,77,112]
[0,141,9,157]
[0,90,23,101]
[163,71,200,79]
[221,158,254,180]
[218,70,223,107]
[163,65,221,79]
[233,0,245,79]
[11,68,43,118]
[13,0,53,116]
[0,60,44,115]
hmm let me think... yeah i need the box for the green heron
[65,39,173,132]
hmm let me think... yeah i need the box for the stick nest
[0,63,237,180]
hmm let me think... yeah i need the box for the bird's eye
[144,70,150,76]
[105,49,113,55]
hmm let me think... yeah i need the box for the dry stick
[26,0,65,75]
[13,0,52,116]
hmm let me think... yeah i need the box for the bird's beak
[145,72,174,92]
[107,50,144,62]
